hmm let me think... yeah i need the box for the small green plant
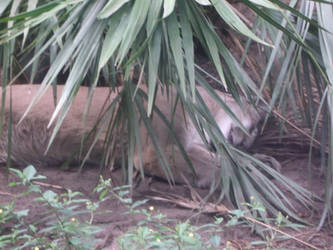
[1,166,305,249]
[92,176,225,249]
[115,194,304,250]
[1,165,105,249]
[117,207,224,250]
[226,196,304,250]
[0,202,29,248]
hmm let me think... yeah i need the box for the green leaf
[209,235,221,247]
[0,0,11,15]
[42,190,58,202]
[162,0,175,18]
[116,0,150,65]
[22,0,38,47]
[179,4,195,98]
[47,19,106,146]
[166,12,186,96]
[9,181,17,187]
[147,27,162,116]
[98,0,130,19]
[14,209,29,218]
[194,0,211,6]
[9,0,23,29]
[99,7,129,69]
[212,0,272,46]
[317,2,333,83]
[23,165,37,181]
[131,199,149,209]
[146,0,162,35]
[200,23,226,88]
[146,0,163,115]
[249,0,280,10]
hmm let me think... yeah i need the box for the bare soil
[1,155,332,249]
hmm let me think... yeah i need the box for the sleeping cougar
[0,84,262,188]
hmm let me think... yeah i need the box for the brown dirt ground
[1,155,333,249]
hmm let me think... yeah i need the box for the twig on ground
[32,181,65,190]
[0,190,14,196]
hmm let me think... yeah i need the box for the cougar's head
[229,103,263,150]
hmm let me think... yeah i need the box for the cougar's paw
[253,153,281,173]
[195,177,211,189]
[195,168,221,189]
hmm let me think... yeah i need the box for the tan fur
[133,86,262,187]
[0,84,261,188]
[0,85,120,167]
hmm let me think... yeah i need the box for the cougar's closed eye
[241,126,259,149]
